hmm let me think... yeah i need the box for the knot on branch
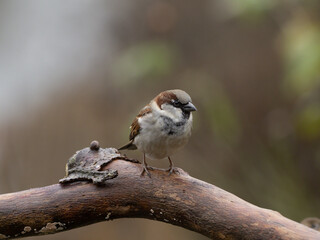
[59,140,120,184]
[59,140,141,185]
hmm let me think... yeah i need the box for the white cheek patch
[160,103,183,121]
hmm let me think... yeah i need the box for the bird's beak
[182,102,197,112]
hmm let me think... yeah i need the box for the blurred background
[1,0,320,239]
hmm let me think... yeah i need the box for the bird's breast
[134,114,192,159]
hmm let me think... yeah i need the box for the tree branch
[0,146,319,239]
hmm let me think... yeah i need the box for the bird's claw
[140,165,153,178]
[166,166,179,176]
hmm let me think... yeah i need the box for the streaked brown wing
[129,105,152,140]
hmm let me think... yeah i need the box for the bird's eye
[172,100,181,107]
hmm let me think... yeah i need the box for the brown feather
[155,91,177,109]
[129,105,152,140]
[119,105,152,151]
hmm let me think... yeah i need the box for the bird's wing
[129,105,152,140]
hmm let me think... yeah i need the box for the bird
[119,89,197,177]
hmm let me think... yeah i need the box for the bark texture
[0,159,319,239]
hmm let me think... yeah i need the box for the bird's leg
[166,156,178,175]
[141,153,151,177]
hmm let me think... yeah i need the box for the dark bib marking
[160,116,187,136]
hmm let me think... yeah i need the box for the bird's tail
[118,140,137,150]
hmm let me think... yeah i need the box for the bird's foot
[140,165,154,178]
[166,166,180,176]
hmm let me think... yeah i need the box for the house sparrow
[119,89,197,177]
